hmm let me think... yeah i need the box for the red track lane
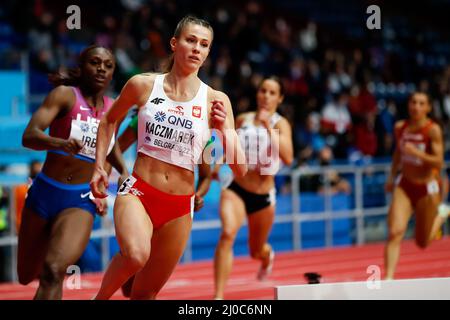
[0,237,449,300]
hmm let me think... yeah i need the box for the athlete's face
[171,23,212,72]
[408,93,431,121]
[256,79,284,112]
[81,48,115,92]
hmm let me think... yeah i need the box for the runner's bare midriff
[133,152,195,195]
[402,164,436,184]
[233,168,274,194]
[42,152,95,184]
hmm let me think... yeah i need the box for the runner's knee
[39,261,66,287]
[121,246,150,271]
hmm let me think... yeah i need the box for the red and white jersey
[137,74,210,171]
[395,119,434,167]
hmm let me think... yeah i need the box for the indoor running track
[1,237,449,300]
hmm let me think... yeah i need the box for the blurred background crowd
[1,0,450,165]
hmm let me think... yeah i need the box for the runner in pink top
[48,86,116,162]
[18,45,128,300]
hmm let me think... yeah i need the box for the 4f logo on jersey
[151,97,165,105]
[192,106,202,118]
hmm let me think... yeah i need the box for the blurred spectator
[299,21,317,57]
[305,60,324,106]
[436,81,450,155]
[349,82,377,122]
[95,15,117,49]
[113,31,140,90]
[352,113,378,157]
[327,60,352,94]
[376,99,397,156]
[321,90,352,158]
[121,0,146,11]
[28,11,59,73]
[296,112,326,165]
[321,91,352,134]
[285,57,309,98]
[299,147,352,194]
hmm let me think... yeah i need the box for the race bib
[70,114,115,160]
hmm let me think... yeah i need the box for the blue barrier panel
[77,216,103,272]
[269,222,294,252]
[189,229,220,261]
[0,115,48,168]
[0,116,29,150]
[276,194,292,215]
[77,239,102,273]
[0,71,27,116]
[299,192,352,249]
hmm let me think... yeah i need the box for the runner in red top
[384,91,449,279]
